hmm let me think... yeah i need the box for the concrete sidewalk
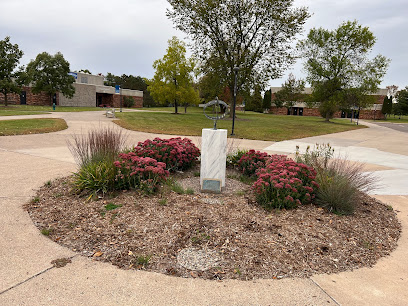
[0,113,407,305]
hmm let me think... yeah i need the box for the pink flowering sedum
[132,137,200,172]
[237,150,288,177]
[253,159,318,210]
[114,152,169,193]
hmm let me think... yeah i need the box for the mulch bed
[25,167,401,281]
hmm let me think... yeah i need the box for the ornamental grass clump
[73,159,117,194]
[68,127,127,168]
[253,160,318,210]
[114,153,169,194]
[296,143,378,215]
[68,128,128,194]
[132,137,200,172]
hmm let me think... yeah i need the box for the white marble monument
[200,128,227,190]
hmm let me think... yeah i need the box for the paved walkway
[0,112,407,305]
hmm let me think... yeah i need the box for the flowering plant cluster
[114,153,169,193]
[252,159,319,210]
[132,137,200,172]
[237,150,288,177]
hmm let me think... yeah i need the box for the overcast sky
[1,0,407,89]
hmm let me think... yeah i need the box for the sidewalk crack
[0,255,78,296]
[310,278,340,305]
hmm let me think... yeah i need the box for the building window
[81,76,88,84]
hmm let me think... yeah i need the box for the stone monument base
[200,128,227,192]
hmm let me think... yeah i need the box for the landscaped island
[25,129,401,280]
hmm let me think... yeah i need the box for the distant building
[270,87,388,120]
[1,72,143,108]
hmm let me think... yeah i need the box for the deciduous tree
[298,20,390,121]
[381,96,393,118]
[167,0,309,104]
[198,73,224,103]
[26,52,75,105]
[251,86,263,113]
[262,89,272,111]
[147,36,199,113]
[0,36,24,106]
[274,73,305,115]
[394,86,408,117]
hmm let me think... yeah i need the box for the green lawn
[370,117,408,124]
[0,118,68,136]
[115,108,365,141]
[141,106,203,113]
[0,105,106,116]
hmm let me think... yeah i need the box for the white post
[200,128,227,191]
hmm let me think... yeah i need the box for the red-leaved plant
[132,137,200,172]
[114,153,169,193]
[237,150,289,177]
[253,159,318,210]
[237,150,270,177]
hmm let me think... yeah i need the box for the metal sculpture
[203,97,229,130]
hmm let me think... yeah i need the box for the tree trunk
[4,92,8,106]
[174,99,178,114]
[50,93,53,106]
[325,111,330,122]
[184,104,188,113]
[229,85,235,118]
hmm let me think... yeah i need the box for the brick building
[1,72,143,108]
[269,87,387,120]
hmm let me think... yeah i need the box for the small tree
[147,36,199,113]
[274,73,305,115]
[123,96,134,108]
[262,89,272,111]
[0,36,24,106]
[382,96,393,118]
[340,87,375,121]
[394,86,408,117]
[251,87,263,113]
[26,52,75,105]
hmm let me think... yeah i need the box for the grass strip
[0,104,108,116]
[0,118,68,136]
[114,109,365,141]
